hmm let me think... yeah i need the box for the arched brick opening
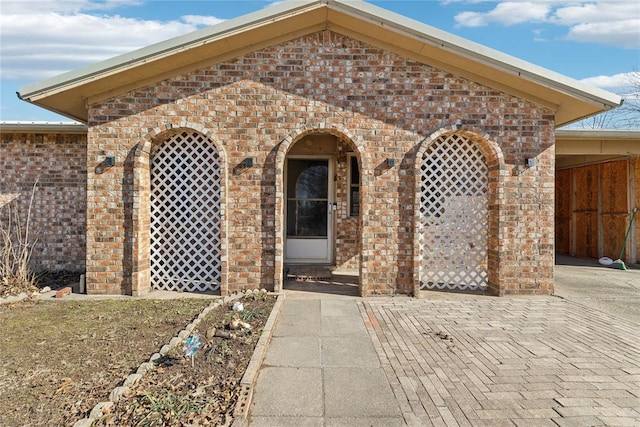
[413,129,504,296]
[274,124,362,294]
[128,125,229,296]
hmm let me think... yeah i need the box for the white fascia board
[0,121,87,133]
[556,129,640,140]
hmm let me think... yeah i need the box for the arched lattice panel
[150,131,222,292]
[419,134,488,291]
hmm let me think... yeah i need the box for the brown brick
[4,30,556,297]
[55,286,72,298]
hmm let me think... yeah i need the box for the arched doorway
[149,131,223,292]
[277,129,362,294]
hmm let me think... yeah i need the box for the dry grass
[0,298,212,426]
[0,182,39,297]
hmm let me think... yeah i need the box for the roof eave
[17,0,622,126]
[330,0,622,112]
[18,0,324,101]
[0,121,87,134]
[556,129,640,140]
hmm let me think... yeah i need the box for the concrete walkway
[247,272,640,427]
[555,254,640,324]
[248,294,403,426]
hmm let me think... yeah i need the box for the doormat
[285,266,332,281]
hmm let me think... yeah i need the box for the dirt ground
[98,293,275,426]
[0,270,81,298]
[0,290,273,426]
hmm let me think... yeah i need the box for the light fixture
[234,157,254,175]
[104,156,115,167]
[386,158,395,167]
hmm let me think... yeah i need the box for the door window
[286,159,329,237]
[348,155,360,216]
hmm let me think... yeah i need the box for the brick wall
[87,30,555,296]
[0,130,87,272]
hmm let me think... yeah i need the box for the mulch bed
[97,293,276,426]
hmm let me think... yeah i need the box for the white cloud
[532,28,548,42]
[455,2,550,27]
[0,0,224,82]
[181,15,225,27]
[551,2,639,25]
[581,71,638,91]
[452,1,640,48]
[567,20,640,49]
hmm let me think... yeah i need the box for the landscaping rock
[109,386,130,403]
[206,327,217,339]
[168,336,181,348]
[123,373,143,387]
[89,401,114,419]
[136,362,155,375]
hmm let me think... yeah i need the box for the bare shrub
[0,182,39,296]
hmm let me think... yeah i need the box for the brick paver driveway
[363,296,640,426]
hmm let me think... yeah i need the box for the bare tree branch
[577,70,639,130]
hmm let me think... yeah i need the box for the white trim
[0,121,86,133]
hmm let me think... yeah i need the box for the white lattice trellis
[419,134,488,291]
[150,132,222,292]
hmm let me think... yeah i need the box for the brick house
[3,0,621,296]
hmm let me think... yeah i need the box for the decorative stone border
[71,290,284,427]
[231,293,285,426]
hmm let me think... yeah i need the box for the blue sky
[1,0,638,124]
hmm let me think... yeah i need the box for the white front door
[285,157,333,263]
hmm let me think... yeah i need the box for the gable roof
[18,0,621,125]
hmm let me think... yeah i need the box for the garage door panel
[574,212,598,258]
[602,214,627,259]
[601,161,628,215]
[574,165,599,212]
[555,169,572,254]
